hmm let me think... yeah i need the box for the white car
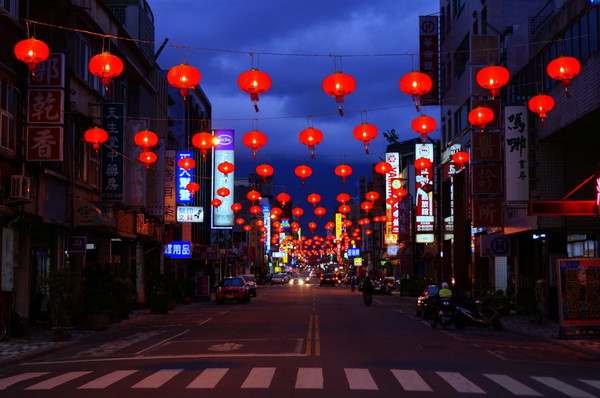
[270,273,289,284]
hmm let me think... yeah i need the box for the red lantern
[547,56,580,97]
[192,132,218,160]
[325,222,335,230]
[84,127,108,150]
[338,204,351,214]
[292,207,304,219]
[365,191,380,202]
[307,193,321,207]
[452,151,470,165]
[399,71,433,111]
[134,130,158,152]
[235,218,245,225]
[217,161,235,176]
[186,182,200,195]
[250,205,262,215]
[14,37,50,72]
[314,207,327,219]
[411,115,437,138]
[374,161,392,175]
[243,225,252,232]
[238,68,272,111]
[211,198,222,208]
[231,203,242,213]
[365,229,373,236]
[178,157,196,170]
[308,222,317,232]
[247,190,261,203]
[414,157,432,170]
[386,197,399,205]
[294,164,313,185]
[360,201,373,213]
[139,151,157,168]
[256,220,265,227]
[337,193,351,204]
[276,192,291,206]
[167,63,201,98]
[256,164,274,181]
[271,207,283,217]
[216,187,230,197]
[322,72,356,115]
[476,65,509,98]
[393,187,408,198]
[352,123,378,154]
[380,216,388,222]
[334,164,353,183]
[298,127,323,158]
[528,94,555,125]
[242,130,267,159]
[88,52,124,95]
[468,107,495,129]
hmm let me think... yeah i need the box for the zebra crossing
[0,367,598,396]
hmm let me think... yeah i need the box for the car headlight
[299,280,304,285]
[289,280,294,284]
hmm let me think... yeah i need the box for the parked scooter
[454,299,502,331]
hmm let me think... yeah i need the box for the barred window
[0,79,17,152]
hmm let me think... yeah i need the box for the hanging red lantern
[186,182,200,195]
[337,193,351,204]
[307,193,321,207]
[178,157,196,170]
[242,130,268,159]
[393,187,408,198]
[365,229,373,236]
[238,68,272,112]
[276,192,291,206]
[365,191,380,202]
[231,203,242,213]
[14,37,50,73]
[386,197,399,205]
[308,222,317,233]
[338,204,351,214]
[294,164,313,185]
[380,215,388,222]
[399,71,433,111]
[452,151,470,166]
[211,198,222,208]
[88,52,124,95]
[360,201,373,213]
[476,65,510,98]
[314,207,327,219]
[334,164,353,183]
[249,205,262,215]
[217,161,235,176]
[547,56,580,97]
[374,161,393,175]
[216,187,230,197]
[84,127,108,150]
[192,132,218,160]
[528,94,555,125]
[139,151,157,168]
[411,115,437,138]
[292,207,304,219]
[256,164,274,181]
[167,63,201,98]
[325,222,335,230]
[243,225,252,232]
[271,207,283,217]
[322,72,356,115]
[247,190,261,203]
[134,129,158,152]
[359,218,371,226]
[414,157,432,170]
[468,107,495,129]
[256,220,265,227]
[298,127,323,158]
[352,123,378,154]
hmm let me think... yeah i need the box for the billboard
[415,143,434,238]
[212,129,235,228]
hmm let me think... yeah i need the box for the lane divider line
[314,315,320,356]
[306,315,313,356]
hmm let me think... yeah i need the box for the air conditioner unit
[10,175,31,201]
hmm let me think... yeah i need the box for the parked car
[215,277,250,304]
[239,274,257,297]
[416,284,439,318]
[270,273,289,284]
[320,273,338,286]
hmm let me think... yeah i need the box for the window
[74,34,102,92]
[0,79,17,152]
[453,34,469,78]
[74,122,101,187]
[453,101,469,136]
[0,0,17,17]
[453,0,465,17]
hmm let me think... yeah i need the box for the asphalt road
[1,279,599,397]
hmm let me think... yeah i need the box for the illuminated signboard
[212,129,234,228]
[164,241,192,258]
[280,218,290,229]
[176,151,194,204]
[176,206,204,222]
[385,152,400,238]
[415,143,434,240]
[347,247,361,257]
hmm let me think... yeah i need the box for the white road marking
[580,379,600,390]
[25,371,92,390]
[531,376,596,398]
[187,368,228,388]
[296,367,323,389]
[241,367,276,388]
[436,371,486,393]
[486,349,508,360]
[131,369,183,389]
[345,368,378,390]
[484,374,541,396]
[0,373,48,390]
[134,329,191,355]
[78,370,138,389]
[391,369,432,391]
[197,317,212,325]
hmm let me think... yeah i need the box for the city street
[1,280,599,397]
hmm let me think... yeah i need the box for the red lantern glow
[271,207,283,217]
[250,205,262,215]
[547,56,581,97]
[242,130,267,159]
[298,127,323,158]
[322,72,356,115]
[216,187,230,197]
[468,107,495,129]
[178,157,196,170]
[292,207,304,218]
[243,225,252,232]
[338,204,351,214]
[365,191,380,202]
[211,198,222,208]
[352,123,378,154]
[167,63,201,98]
[217,161,235,176]
[307,193,322,207]
[414,157,432,170]
[528,94,555,125]
[231,203,242,213]
[386,197,398,205]
[360,201,373,213]
[84,127,108,150]
[238,68,272,111]
[336,193,351,204]
[314,207,327,219]
[476,65,510,98]
[88,52,124,95]
[14,37,50,72]
[247,190,261,203]
[393,187,408,198]
[235,217,245,225]
[334,164,353,183]
[308,222,317,232]
[139,151,157,168]
[186,182,200,195]
[294,164,313,185]
[134,130,158,152]
[256,164,274,181]
[452,151,470,165]
[411,115,437,138]
[399,71,433,111]
[374,161,392,175]
[192,132,218,160]
[276,192,291,206]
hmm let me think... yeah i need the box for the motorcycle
[363,290,373,306]
[454,299,502,331]
[437,297,453,329]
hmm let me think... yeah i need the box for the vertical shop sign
[504,106,529,204]
[101,103,125,203]
[385,152,400,236]
[472,198,503,227]
[558,258,600,330]
[472,165,503,194]
[176,151,194,204]
[419,16,439,105]
[415,143,435,240]
[212,129,235,228]
[164,150,177,223]
[472,131,501,161]
[27,126,63,161]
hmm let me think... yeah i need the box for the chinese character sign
[419,16,439,105]
[164,241,192,258]
[385,152,400,235]
[415,143,435,234]
[28,53,65,87]
[164,150,177,223]
[176,151,195,204]
[558,258,600,327]
[504,106,529,204]
[102,103,125,202]
[212,129,235,228]
[27,126,63,161]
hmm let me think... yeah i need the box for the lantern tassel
[564,87,571,99]
[338,105,344,116]
[364,144,370,154]
[254,102,260,112]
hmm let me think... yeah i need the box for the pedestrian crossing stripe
[0,368,598,396]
